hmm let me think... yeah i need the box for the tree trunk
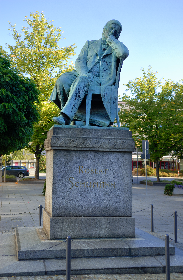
[4,158,6,183]
[35,155,39,180]
[156,160,160,182]
[34,145,42,180]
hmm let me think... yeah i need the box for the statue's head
[102,19,122,40]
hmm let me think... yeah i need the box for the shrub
[132,167,183,177]
[164,184,175,196]
[2,175,16,179]
[132,166,156,176]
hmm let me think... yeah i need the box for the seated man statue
[50,19,129,127]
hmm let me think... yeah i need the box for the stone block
[43,209,135,239]
[43,126,135,239]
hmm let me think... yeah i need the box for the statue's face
[103,22,121,40]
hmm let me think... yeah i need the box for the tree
[5,12,76,179]
[0,54,39,156]
[11,148,35,160]
[28,101,59,178]
[119,67,183,181]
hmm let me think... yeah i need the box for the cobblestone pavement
[1,273,183,279]
[132,184,183,250]
[0,179,183,279]
[0,182,45,232]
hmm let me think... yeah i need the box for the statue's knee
[57,72,77,88]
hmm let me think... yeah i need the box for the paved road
[0,178,183,279]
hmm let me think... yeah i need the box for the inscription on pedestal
[69,166,115,189]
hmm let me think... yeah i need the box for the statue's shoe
[53,116,66,125]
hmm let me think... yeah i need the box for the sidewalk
[0,179,183,279]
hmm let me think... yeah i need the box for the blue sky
[0,0,183,97]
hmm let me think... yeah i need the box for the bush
[132,166,156,176]
[2,175,16,179]
[132,167,183,177]
[164,184,175,196]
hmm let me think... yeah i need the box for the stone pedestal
[43,125,135,239]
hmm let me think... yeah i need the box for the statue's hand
[106,35,117,45]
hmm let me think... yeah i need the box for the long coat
[50,38,129,123]
[74,38,129,122]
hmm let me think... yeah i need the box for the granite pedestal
[43,125,135,239]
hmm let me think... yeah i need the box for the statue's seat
[73,93,111,127]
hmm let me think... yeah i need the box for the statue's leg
[85,91,92,126]
[50,71,78,110]
[61,76,89,121]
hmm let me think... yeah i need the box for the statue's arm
[75,41,89,75]
[106,35,129,60]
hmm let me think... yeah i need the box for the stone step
[1,253,183,277]
[15,227,175,261]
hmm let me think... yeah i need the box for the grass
[2,175,16,179]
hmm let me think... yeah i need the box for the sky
[0,0,183,97]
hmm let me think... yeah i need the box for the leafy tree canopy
[2,11,76,178]
[0,54,39,155]
[7,12,76,101]
[119,67,183,181]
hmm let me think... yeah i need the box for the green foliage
[2,154,12,166]
[2,174,16,179]
[39,155,46,172]
[4,12,76,177]
[0,54,39,155]
[132,166,183,177]
[119,67,183,181]
[172,180,183,185]
[42,180,46,196]
[7,11,76,101]
[164,180,183,196]
[164,184,175,196]
[28,101,60,159]
[11,148,35,160]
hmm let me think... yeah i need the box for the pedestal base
[44,126,135,240]
[43,209,135,239]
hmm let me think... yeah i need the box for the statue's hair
[103,19,122,32]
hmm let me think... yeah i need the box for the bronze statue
[50,19,129,127]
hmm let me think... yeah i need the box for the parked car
[2,166,29,178]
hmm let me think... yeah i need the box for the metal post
[137,147,138,184]
[145,141,147,193]
[174,211,177,243]
[66,236,71,280]
[165,234,170,280]
[39,205,42,226]
[151,204,154,232]
[4,157,6,183]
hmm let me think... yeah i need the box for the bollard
[151,204,154,232]
[174,211,177,243]
[39,205,43,226]
[66,236,71,280]
[165,234,170,280]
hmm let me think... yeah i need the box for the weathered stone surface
[43,211,135,239]
[44,125,134,151]
[43,126,135,239]
[15,227,175,260]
